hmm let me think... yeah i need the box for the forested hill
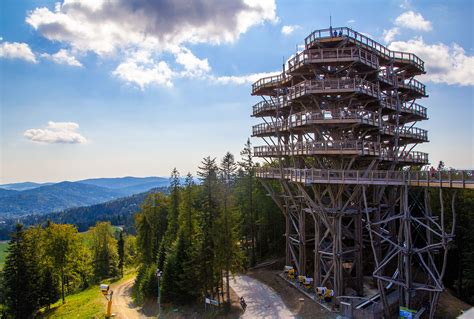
[0,176,175,218]
[0,187,169,239]
[0,182,124,217]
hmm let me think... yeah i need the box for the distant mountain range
[0,176,172,217]
[0,187,169,240]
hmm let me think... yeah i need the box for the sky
[0,0,473,184]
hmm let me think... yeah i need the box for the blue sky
[0,0,472,183]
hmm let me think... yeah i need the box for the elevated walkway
[256,168,474,189]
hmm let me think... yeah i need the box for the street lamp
[155,269,162,318]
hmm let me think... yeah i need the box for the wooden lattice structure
[250,27,473,318]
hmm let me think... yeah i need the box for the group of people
[329,27,343,37]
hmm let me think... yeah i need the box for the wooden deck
[256,168,474,189]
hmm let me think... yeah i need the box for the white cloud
[173,47,210,77]
[347,19,356,24]
[113,59,174,89]
[281,25,300,35]
[24,121,87,144]
[212,71,280,85]
[389,37,474,86]
[25,0,277,87]
[0,41,37,63]
[395,11,432,31]
[383,27,400,43]
[41,49,82,67]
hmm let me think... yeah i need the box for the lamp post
[155,269,162,318]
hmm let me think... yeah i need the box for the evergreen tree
[197,156,219,299]
[135,193,169,265]
[89,222,119,279]
[38,268,60,310]
[2,224,39,318]
[238,139,257,265]
[218,152,239,307]
[157,168,181,269]
[118,231,125,277]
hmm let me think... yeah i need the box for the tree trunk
[61,268,65,304]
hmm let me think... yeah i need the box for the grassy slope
[41,270,136,319]
[0,241,8,270]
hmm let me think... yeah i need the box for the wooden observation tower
[250,27,473,318]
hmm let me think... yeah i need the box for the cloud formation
[0,41,37,63]
[212,71,280,85]
[26,0,277,88]
[41,49,82,67]
[389,37,474,86]
[382,27,400,43]
[281,25,300,35]
[394,11,432,31]
[24,121,87,144]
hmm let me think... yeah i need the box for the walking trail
[231,274,295,318]
[111,277,155,319]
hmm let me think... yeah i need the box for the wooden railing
[254,140,369,157]
[398,78,427,96]
[287,47,379,73]
[255,167,474,189]
[252,73,292,95]
[252,110,380,136]
[287,78,379,100]
[254,141,428,164]
[380,96,428,118]
[380,125,429,142]
[304,27,424,72]
[379,150,429,164]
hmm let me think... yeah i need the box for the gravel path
[230,274,295,318]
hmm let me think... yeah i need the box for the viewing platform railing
[398,78,427,96]
[288,78,379,100]
[255,167,474,189]
[304,27,424,72]
[252,73,291,95]
[252,111,380,136]
[287,47,379,73]
[254,141,428,164]
[380,125,429,142]
[380,97,428,118]
[254,140,378,157]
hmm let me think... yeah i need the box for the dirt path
[230,274,295,318]
[111,277,155,319]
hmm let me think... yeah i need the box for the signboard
[205,298,219,306]
[400,307,417,318]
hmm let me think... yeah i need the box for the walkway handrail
[255,168,474,189]
[304,27,424,72]
[287,47,379,73]
[287,78,379,100]
[381,125,429,141]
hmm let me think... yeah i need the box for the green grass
[0,241,8,271]
[40,269,137,319]
[41,284,105,319]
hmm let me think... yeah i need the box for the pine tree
[39,268,60,310]
[218,152,238,307]
[118,231,125,278]
[157,168,181,269]
[89,222,119,279]
[2,224,39,318]
[238,139,257,265]
[197,156,219,299]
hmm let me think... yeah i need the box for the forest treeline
[0,222,136,318]
[132,140,284,307]
[0,187,170,240]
